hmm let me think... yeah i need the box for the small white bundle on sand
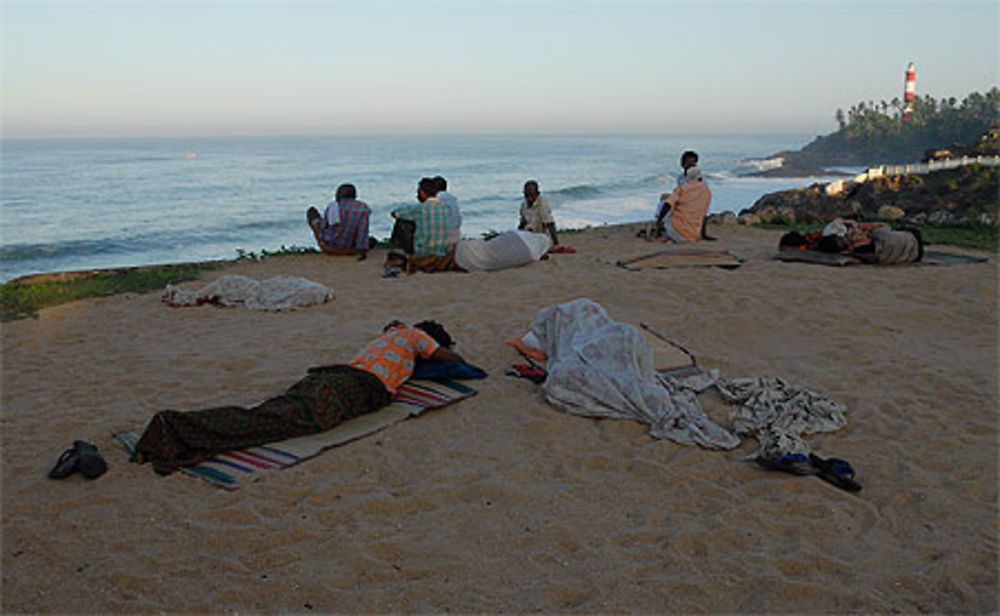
[162,275,334,311]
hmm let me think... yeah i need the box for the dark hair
[418,177,439,196]
[682,150,699,164]
[335,183,357,201]
[778,231,806,248]
[524,180,539,191]
[432,176,448,192]
[414,320,454,348]
[817,235,844,253]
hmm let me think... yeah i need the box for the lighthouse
[903,62,916,121]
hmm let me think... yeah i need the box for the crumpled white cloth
[529,298,740,450]
[716,377,848,459]
[163,275,334,311]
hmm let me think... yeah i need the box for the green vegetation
[786,88,1000,166]
[2,244,335,320]
[755,221,998,253]
[916,223,998,252]
[1,262,217,321]
[234,244,320,260]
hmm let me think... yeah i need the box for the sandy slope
[2,223,997,612]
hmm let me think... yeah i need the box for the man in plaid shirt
[383,177,460,276]
[307,183,372,260]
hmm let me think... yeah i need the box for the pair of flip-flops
[755,452,861,492]
[48,440,107,480]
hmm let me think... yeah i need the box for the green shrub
[1,263,216,321]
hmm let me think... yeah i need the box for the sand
[2,223,997,613]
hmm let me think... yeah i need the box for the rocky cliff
[736,164,998,227]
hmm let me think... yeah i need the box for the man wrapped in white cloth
[527,298,739,450]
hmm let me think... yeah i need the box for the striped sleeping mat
[116,379,477,489]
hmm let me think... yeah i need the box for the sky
[2,0,997,138]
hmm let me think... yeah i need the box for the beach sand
[2,223,997,613]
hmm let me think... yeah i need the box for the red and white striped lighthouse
[903,61,916,121]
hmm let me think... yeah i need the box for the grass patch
[235,244,320,260]
[754,221,998,253]
[1,262,218,322]
[917,224,998,252]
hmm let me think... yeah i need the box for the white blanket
[454,230,550,272]
[529,298,740,449]
[163,275,334,311]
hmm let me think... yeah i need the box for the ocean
[0,134,843,282]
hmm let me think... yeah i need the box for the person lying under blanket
[779,218,924,264]
[132,320,468,474]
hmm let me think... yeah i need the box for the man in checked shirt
[383,177,462,276]
[307,183,374,260]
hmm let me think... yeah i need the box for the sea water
[0,134,840,282]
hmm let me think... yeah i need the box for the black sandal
[809,454,861,492]
[73,440,107,479]
[48,447,79,479]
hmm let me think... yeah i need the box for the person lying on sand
[779,219,924,264]
[383,177,463,276]
[306,183,374,260]
[132,320,466,474]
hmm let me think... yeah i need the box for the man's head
[523,180,540,205]
[432,176,448,193]
[335,183,357,201]
[417,177,438,203]
[681,151,699,170]
[381,319,455,348]
[414,320,455,348]
[818,234,849,253]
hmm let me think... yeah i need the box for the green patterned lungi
[134,365,391,474]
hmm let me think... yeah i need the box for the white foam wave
[739,156,785,171]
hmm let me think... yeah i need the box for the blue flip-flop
[809,454,861,492]
[754,452,817,475]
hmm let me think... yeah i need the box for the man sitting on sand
[383,177,462,277]
[433,176,463,245]
[651,151,715,243]
[518,180,560,246]
[132,320,467,474]
[307,183,373,260]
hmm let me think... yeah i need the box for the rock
[717,211,737,225]
[756,206,779,223]
[844,200,863,217]
[877,205,906,220]
[776,206,797,224]
[737,213,761,225]
[907,212,928,225]
[743,166,997,228]
[928,210,954,224]
[825,180,847,196]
